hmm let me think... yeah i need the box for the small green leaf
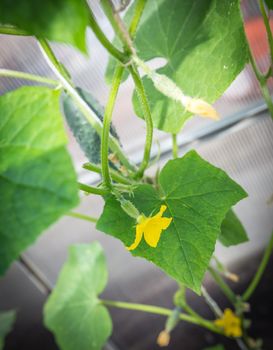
[97,150,247,293]
[0,86,79,274]
[107,0,248,133]
[265,0,273,10]
[44,242,112,350]
[62,88,119,164]
[0,0,89,52]
[219,209,248,247]
[0,310,16,350]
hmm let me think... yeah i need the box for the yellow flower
[127,205,172,251]
[182,96,219,120]
[214,308,242,337]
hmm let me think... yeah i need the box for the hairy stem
[172,134,178,158]
[242,231,273,301]
[38,38,71,82]
[259,0,273,66]
[78,182,108,196]
[0,68,59,86]
[38,38,135,171]
[100,0,134,54]
[208,266,237,304]
[83,162,132,185]
[0,24,28,36]
[177,285,206,322]
[88,8,127,63]
[101,65,124,188]
[129,0,147,37]
[201,286,223,317]
[66,212,97,223]
[129,65,153,178]
[248,45,273,118]
[101,299,223,334]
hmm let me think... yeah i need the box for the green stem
[175,285,218,329]
[0,68,59,86]
[38,39,135,171]
[242,231,273,301]
[128,0,147,37]
[208,266,236,304]
[101,65,124,188]
[88,8,127,63]
[172,134,178,158]
[78,182,108,196]
[236,338,251,350]
[101,299,223,334]
[129,65,153,178]
[0,24,28,36]
[100,0,146,56]
[260,82,273,117]
[66,212,97,223]
[201,286,223,317]
[248,46,273,118]
[38,38,71,82]
[83,162,132,185]
[100,0,134,54]
[259,0,273,66]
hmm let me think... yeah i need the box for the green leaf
[219,209,248,247]
[0,310,16,350]
[107,0,248,132]
[0,86,79,274]
[0,0,89,52]
[97,150,247,293]
[44,242,112,350]
[265,0,273,10]
[62,88,119,164]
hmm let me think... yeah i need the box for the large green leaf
[62,88,119,164]
[219,209,248,247]
[0,0,89,52]
[97,151,247,293]
[0,87,79,274]
[0,310,16,350]
[107,0,248,133]
[44,242,112,350]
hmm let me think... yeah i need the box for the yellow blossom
[127,205,172,251]
[182,96,219,120]
[214,308,242,337]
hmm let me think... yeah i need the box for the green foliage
[0,310,16,350]
[0,87,79,274]
[0,0,267,345]
[44,242,112,350]
[97,150,247,293]
[219,209,249,247]
[107,0,249,133]
[63,88,119,164]
[0,0,89,52]
[265,0,273,9]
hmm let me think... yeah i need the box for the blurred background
[0,0,273,349]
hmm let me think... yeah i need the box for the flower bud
[226,272,239,283]
[157,330,170,347]
[182,96,219,120]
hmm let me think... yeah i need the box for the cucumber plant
[0,0,273,349]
